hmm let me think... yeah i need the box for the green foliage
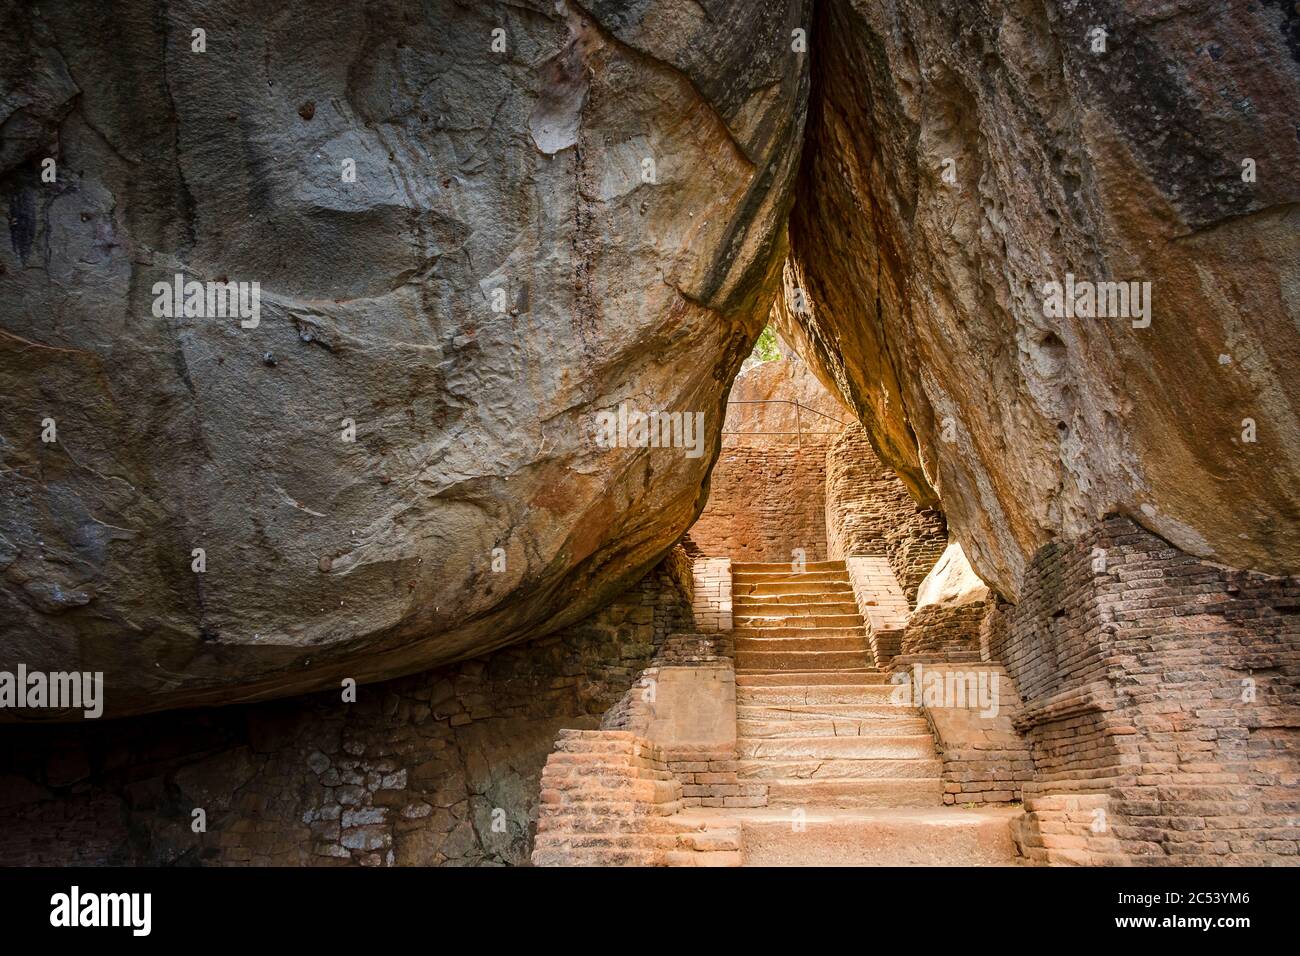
[750,325,781,363]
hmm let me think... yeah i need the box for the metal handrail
[724,399,850,427]
[721,399,849,449]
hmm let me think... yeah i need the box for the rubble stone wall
[0,552,694,866]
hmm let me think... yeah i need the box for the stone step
[737,757,944,779]
[735,605,863,622]
[663,849,744,868]
[737,684,901,705]
[533,831,688,851]
[536,813,689,835]
[675,826,743,853]
[733,599,861,614]
[734,581,856,598]
[737,735,938,760]
[735,633,868,652]
[531,848,659,866]
[732,626,866,638]
[533,846,743,867]
[735,613,864,629]
[533,825,744,856]
[732,570,851,585]
[736,670,887,686]
[735,649,872,671]
[537,798,687,817]
[737,715,931,737]
[725,807,1022,866]
[763,777,944,808]
[733,582,853,595]
[733,591,858,606]
[737,702,918,720]
[732,560,847,573]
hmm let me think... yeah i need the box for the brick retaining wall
[901,662,1036,805]
[531,730,741,866]
[690,442,831,562]
[896,601,988,664]
[691,557,732,632]
[825,427,946,601]
[994,516,1300,865]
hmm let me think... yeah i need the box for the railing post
[720,399,847,443]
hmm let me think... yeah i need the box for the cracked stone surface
[774,0,1300,598]
[0,0,809,717]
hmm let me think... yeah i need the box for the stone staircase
[724,560,1020,865]
[733,560,943,808]
[531,560,1023,866]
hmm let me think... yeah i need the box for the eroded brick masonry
[995,516,1300,864]
[825,427,946,601]
[688,441,831,563]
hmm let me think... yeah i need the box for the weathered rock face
[0,0,809,717]
[914,542,989,610]
[777,0,1300,598]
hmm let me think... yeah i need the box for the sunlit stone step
[735,649,871,671]
[735,613,863,629]
[738,757,944,779]
[738,734,938,760]
[732,570,851,585]
[763,777,944,808]
[735,634,866,652]
[720,807,1022,866]
[733,600,861,616]
[736,715,931,737]
[731,561,847,573]
[734,581,855,598]
[737,684,900,705]
[735,670,887,686]
[734,591,858,606]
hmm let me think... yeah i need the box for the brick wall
[600,632,756,809]
[531,730,741,867]
[991,516,1300,865]
[692,420,944,594]
[0,551,695,866]
[896,601,989,665]
[903,662,1036,805]
[825,427,946,601]
[844,555,910,666]
[691,557,732,632]
[601,633,736,742]
[690,442,831,562]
